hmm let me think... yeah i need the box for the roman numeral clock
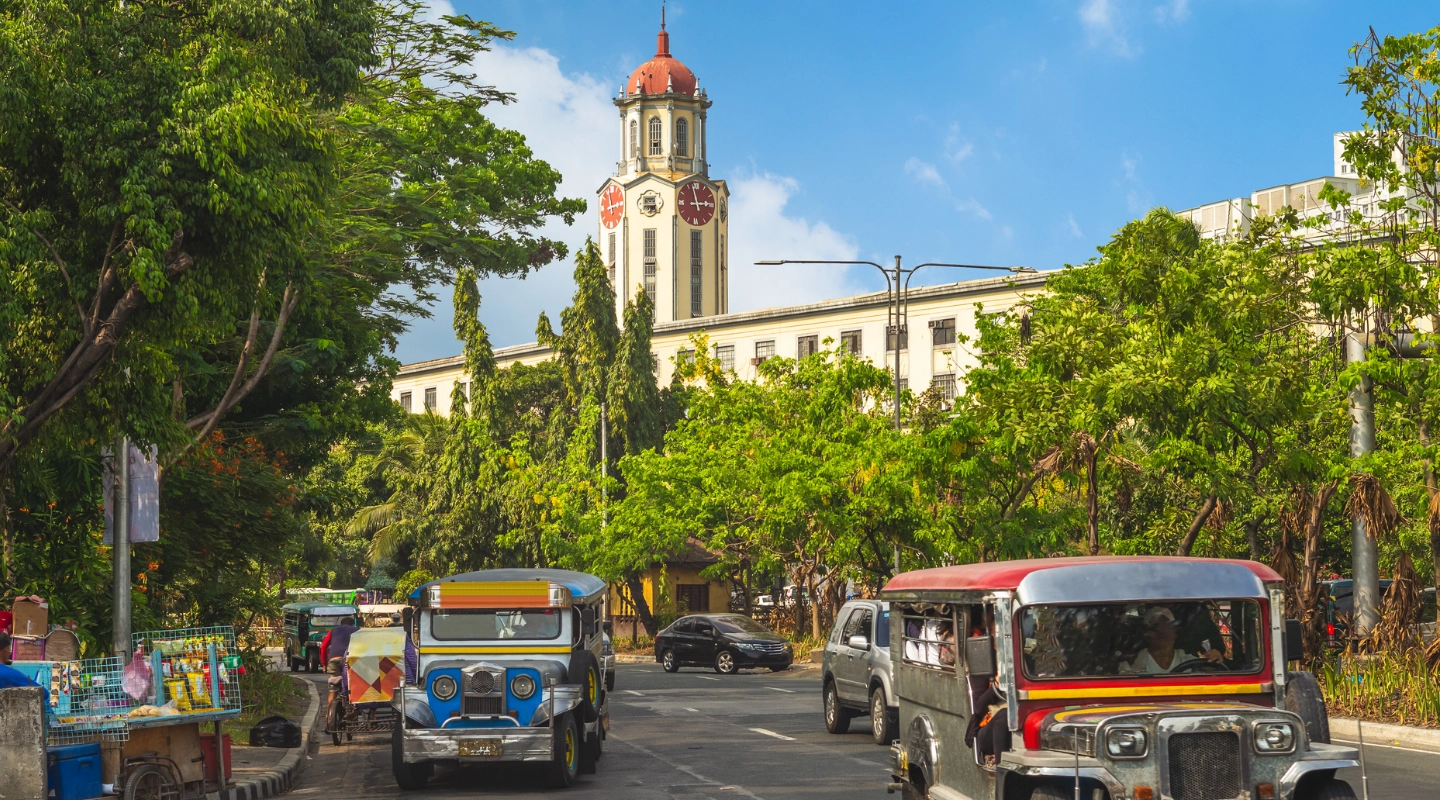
[678,181,716,226]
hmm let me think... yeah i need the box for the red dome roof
[628,27,696,96]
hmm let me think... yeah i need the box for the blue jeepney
[391,568,610,790]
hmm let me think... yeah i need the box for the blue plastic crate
[47,742,102,800]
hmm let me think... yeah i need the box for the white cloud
[1066,213,1084,238]
[904,157,946,187]
[944,124,975,163]
[955,197,993,221]
[1121,150,1140,181]
[1079,0,1138,57]
[1154,0,1190,23]
[726,172,864,312]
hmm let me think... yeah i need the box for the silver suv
[821,599,896,744]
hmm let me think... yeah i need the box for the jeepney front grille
[1167,732,1241,800]
[463,696,502,716]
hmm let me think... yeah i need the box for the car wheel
[714,650,738,675]
[661,649,679,673]
[1298,778,1357,800]
[307,651,319,674]
[546,712,581,788]
[823,680,851,734]
[870,686,896,745]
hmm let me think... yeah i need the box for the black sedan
[655,613,794,674]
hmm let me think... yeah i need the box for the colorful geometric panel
[433,581,551,609]
[346,628,405,705]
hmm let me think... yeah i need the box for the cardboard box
[11,597,47,637]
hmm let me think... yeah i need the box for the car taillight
[1327,623,1335,637]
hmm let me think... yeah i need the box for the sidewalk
[1332,717,1440,754]
[204,672,322,800]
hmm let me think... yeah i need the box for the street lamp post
[755,256,1036,574]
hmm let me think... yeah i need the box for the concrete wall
[0,686,47,799]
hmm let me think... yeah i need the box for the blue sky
[394,0,1438,364]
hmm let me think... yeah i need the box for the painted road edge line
[697,676,720,681]
[750,727,796,741]
[765,686,794,693]
[624,690,644,696]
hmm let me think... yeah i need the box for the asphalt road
[287,663,1440,799]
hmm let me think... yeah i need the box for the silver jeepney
[879,557,1361,800]
[390,568,611,791]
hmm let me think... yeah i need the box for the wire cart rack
[12,657,131,745]
[131,625,243,715]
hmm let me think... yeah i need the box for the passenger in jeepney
[1121,606,1224,674]
[964,611,1009,765]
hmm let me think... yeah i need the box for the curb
[205,676,321,800]
[612,652,816,671]
[1331,717,1440,754]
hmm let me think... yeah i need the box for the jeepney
[879,557,1361,800]
[282,601,359,673]
[391,568,610,790]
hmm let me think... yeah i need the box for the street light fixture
[753,257,1038,431]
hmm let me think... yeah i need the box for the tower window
[690,230,703,317]
[649,116,663,156]
[629,119,638,157]
[676,118,689,157]
[608,231,617,285]
[643,228,657,307]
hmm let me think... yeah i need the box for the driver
[1122,607,1223,674]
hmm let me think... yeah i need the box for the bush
[1320,649,1440,728]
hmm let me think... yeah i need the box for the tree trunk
[1244,517,1262,561]
[0,479,9,587]
[1086,451,1100,556]
[1176,496,1219,556]
[1421,420,1440,623]
[1300,481,1340,661]
[624,575,658,637]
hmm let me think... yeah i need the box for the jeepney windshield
[430,608,562,641]
[1018,599,1264,679]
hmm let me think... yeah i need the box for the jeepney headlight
[431,675,458,701]
[511,674,537,700]
[1105,727,1148,759]
[1254,722,1295,753]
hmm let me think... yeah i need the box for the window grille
[399,391,412,413]
[677,348,695,365]
[690,230,703,317]
[931,318,957,346]
[932,373,957,401]
[754,340,775,362]
[676,118,689,157]
[643,229,657,305]
[897,377,909,392]
[649,116,662,155]
[899,607,959,673]
[423,387,437,411]
[797,335,819,358]
[887,325,908,352]
[715,344,735,372]
[630,119,638,157]
[840,330,862,354]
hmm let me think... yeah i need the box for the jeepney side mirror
[581,606,597,636]
[602,620,614,636]
[1283,619,1303,663]
[965,635,996,677]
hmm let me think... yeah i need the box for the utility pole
[1346,333,1381,636]
[756,256,1037,577]
[112,434,131,661]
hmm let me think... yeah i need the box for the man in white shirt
[1123,607,1224,674]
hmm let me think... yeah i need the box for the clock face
[678,181,716,226]
[599,184,624,228]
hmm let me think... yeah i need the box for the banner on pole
[103,442,160,544]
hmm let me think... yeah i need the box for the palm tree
[345,412,450,567]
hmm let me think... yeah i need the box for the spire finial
[661,1,666,30]
[655,2,671,57]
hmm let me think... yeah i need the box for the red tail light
[1327,623,1335,637]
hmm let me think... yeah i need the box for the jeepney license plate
[459,739,503,757]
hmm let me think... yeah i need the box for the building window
[897,377,909,392]
[423,387,437,411]
[676,118,688,157]
[754,340,775,363]
[677,584,708,613]
[458,382,469,400]
[887,325,908,352]
[931,318,957,347]
[399,391,412,413]
[650,353,659,374]
[649,116,662,156]
[677,348,695,365]
[607,231,617,285]
[932,373,957,401]
[840,330,862,355]
[690,230,703,317]
[715,344,735,372]
[629,119,638,157]
[798,335,819,358]
[643,228,657,306]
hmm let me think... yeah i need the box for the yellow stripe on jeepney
[1021,683,1267,700]
[434,581,551,608]
[419,645,573,655]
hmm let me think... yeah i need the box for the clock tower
[599,15,729,324]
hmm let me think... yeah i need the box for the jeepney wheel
[391,724,430,791]
[1298,778,1357,800]
[1285,670,1331,744]
[546,712,581,788]
[122,763,172,800]
[870,686,897,745]
[1029,785,1070,800]
[570,650,603,722]
[823,680,851,734]
[714,650,738,674]
[286,647,297,672]
[307,650,319,673]
[661,649,679,673]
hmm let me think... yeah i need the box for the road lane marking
[1333,738,1440,755]
[697,676,720,681]
[684,707,699,712]
[749,727,796,741]
[625,689,645,696]
[608,734,770,800]
[765,686,794,693]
